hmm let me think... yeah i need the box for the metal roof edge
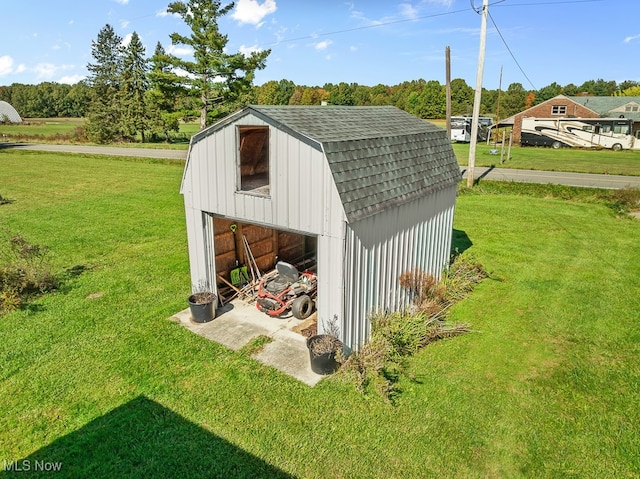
[248,106,323,151]
[346,176,459,223]
[190,107,252,144]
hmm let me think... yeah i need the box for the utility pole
[494,65,503,146]
[467,0,489,187]
[445,46,451,140]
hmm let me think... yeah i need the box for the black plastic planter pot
[307,334,342,375]
[187,293,216,323]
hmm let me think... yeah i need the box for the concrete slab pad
[254,335,324,387]
[168,299,327,386]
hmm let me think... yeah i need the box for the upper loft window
[551,105,567,115]
[238,126,269,195]
[625,105,639,112]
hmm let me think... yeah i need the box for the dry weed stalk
[340,255,486,401]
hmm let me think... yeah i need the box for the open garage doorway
[211,215,317,305]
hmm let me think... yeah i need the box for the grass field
[428,118,640,176]
[3,117,639,177]
[0,118,198,147]
[453,142,640,176]
[0,150,638,478]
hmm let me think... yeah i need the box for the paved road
[462,166,640,189]
[4,142,640,189]
[5,142,187,160]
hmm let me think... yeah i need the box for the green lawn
[453,142,640,176]
[3,118,640,176]
[0,150,639,478]
[0,118,197,148]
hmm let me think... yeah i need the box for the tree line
[2,77,638,122]
[0,0,638,143]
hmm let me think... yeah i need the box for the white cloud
[122,33,133,47]
[120,19,130,29]
[232,0,277,26]
[421,0,453,6]
[167,45,192,57]
[114,0,129,4]
[58,74,86,85]
[350,45,358,52]
[33,63,58,80]
[239,44,263,55]
[0,55,15,76]
[400,3,419,20]
[314,40,332,51]
[624,33,640,43]
[52,41,71,52]
[34,63,74,80]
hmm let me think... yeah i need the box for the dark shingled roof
[196,105,460,222]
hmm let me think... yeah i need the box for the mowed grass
[424,119,640,176]
[0,118,197,148]
[3,117,640,176]
[453,142,640,176]
[1,150,639,478]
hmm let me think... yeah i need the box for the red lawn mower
[256,261,317,319]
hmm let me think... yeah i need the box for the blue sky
[0,0,638,91]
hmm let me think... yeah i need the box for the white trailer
[450,116,492,142]
[521,117,640,150]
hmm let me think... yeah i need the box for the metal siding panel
[316,233,346,340]
[218,126,234,213]
[272,129,288,227]
[184,207,217,296]
[288,134,302,229]
[343,185,457,351]
[343,231,355,348]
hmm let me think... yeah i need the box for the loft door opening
[238,126,270,194]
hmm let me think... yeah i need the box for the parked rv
[521,117,640,150]
[450,116,493,143]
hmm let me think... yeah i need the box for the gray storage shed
[181,105,460,352]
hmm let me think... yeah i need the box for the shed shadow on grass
[0,396,295,479]
[451,229,472,256]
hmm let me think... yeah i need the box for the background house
[495,95,640,144]
[180,105,460,352]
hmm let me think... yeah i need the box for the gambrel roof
[191,105,460,222]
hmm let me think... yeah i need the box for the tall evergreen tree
[147,42,185,141]
[167,0,270,129]
[120,32,149,142]
[86,24,124,143]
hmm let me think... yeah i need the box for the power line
[494,0,603,6]
[262,8,471,47]
[487,10,537,90]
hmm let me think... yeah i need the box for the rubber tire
[612,143,623,151]
[291,294,314,319]
[552,141,562,149]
